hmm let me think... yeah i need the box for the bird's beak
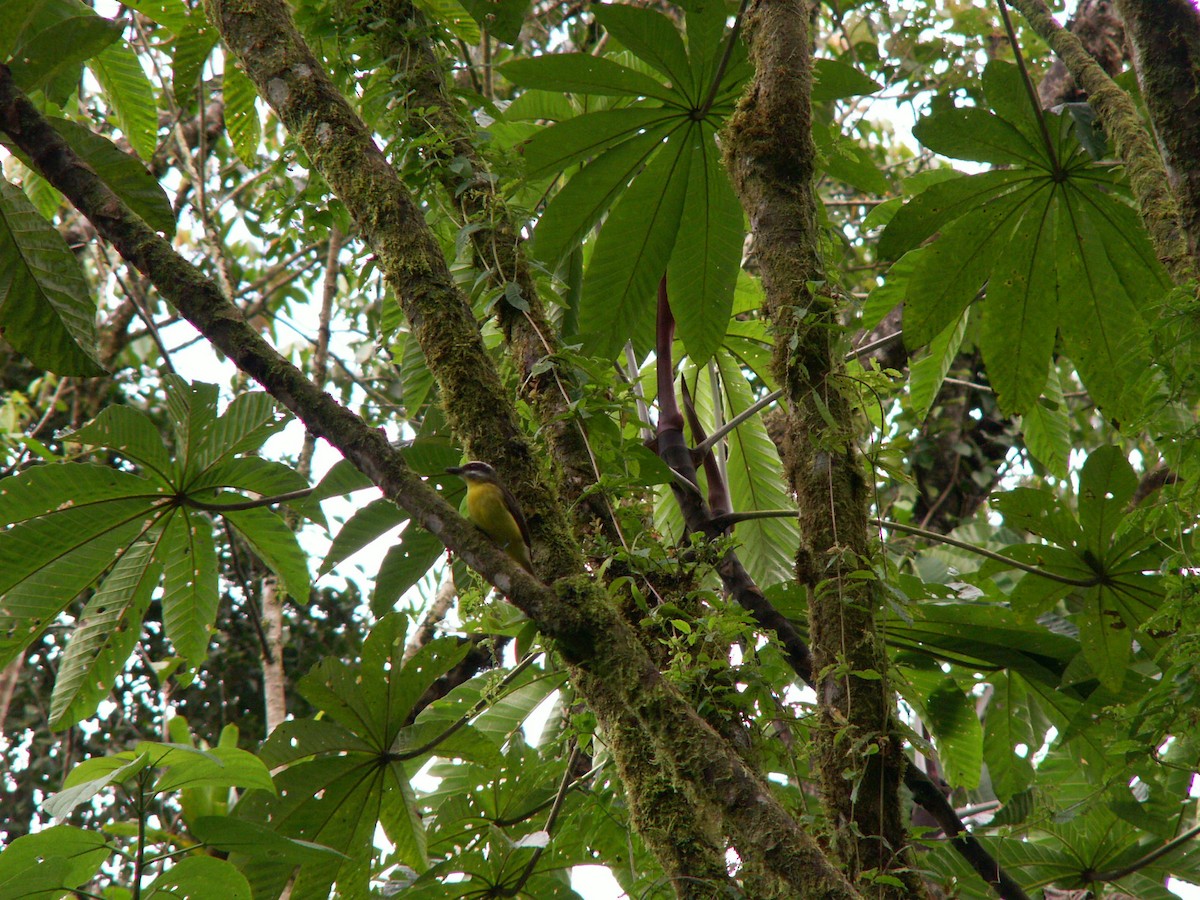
[445,466,463,475]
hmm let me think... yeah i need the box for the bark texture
[723,1,924,895]
[1115,0,1200,275]
[0,33,859,900]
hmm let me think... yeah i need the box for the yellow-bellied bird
[446,461,534,575]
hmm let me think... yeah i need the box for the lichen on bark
[723,0,926,895]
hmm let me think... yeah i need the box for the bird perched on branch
[446,461,534,575]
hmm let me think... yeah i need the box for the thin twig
[693,388,783,457]
[873,517,1101,586]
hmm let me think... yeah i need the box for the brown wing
[499,481,532,550]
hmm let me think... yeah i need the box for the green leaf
[191,456,309,500]
[877,169,1031,259]
[1077,587,1130,692]
[887,602,1078,687]
[160,508,219,664]
[667,123,742,364]
[0,462,164,526]
[0,181,105,375]
[580,124,693,359]
[899,668,982,789]
[0,826,109,891]
[1022,368,1070,478]
[418,665,565,745]
[152,745,275,795]
[908,306,968,422]
[1055,199,1152,424]
[0,857,73,899]
[124,0,198,33]
[501,54,680,104]
[989,486,1082,548]
[90,40,159,161]
[45,751,150,818]
[45,117,174,235]
[979,195,1057,413]
[1076,446,1136,554]
[714,356,799,586]
[982,673,1036,800]
[593,5,693,102]
[861,246,922,330]
[0,489,164,667]
[224,506,311,602]
[681,0,726,98]
[236,754,415,897]
[372,526,446,616]
[913,106,1046,167]
[413,0,481,43]
[455,0,528,44]
[200,388,287,466]
[814,123,890,195]
[171,21,218,107]
[811,58,883,102]
[144,856,252,900]
[0,0,46,60]
[67,405,175,482]
[192,817,344,863]
[320,497,407,576]
[521,106,677,181]
[223,63,262,168]
[903,184,1038,347]
[49,535,163,728]
[531,118,680,266]
[9,14,123,103]
[982,60,1042,146]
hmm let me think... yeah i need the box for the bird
[445,461,535,575]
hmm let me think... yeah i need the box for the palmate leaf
[239,616,456,891]
[1,379,306,715]
[513,1,747,362]
[579,124,693,359]
[986,448,1167,689]
[881,71,1167,419]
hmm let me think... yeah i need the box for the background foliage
[1,0,1199,898]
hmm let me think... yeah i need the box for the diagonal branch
[0,58,856,900]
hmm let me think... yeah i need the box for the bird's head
[446,461,500,484]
